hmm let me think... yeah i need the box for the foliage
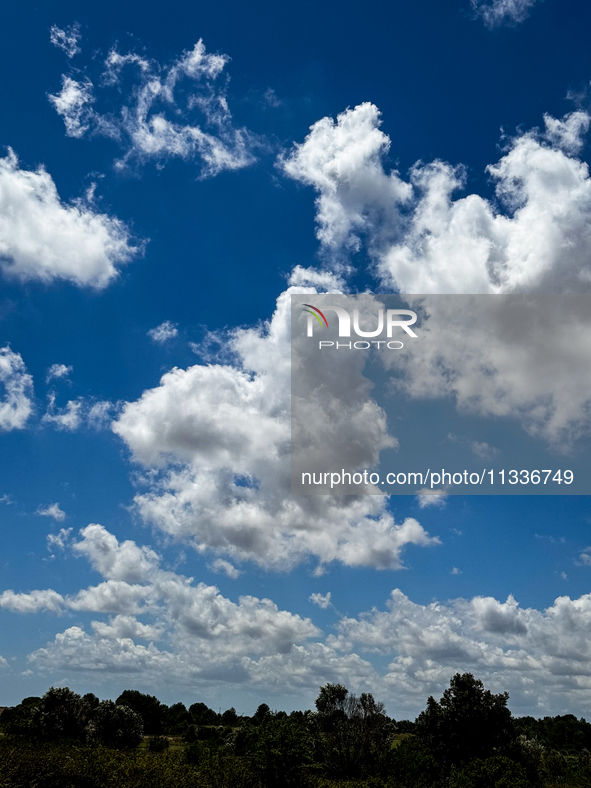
[84,693,101,711]
[222,706,239,726]
[448,755,532,788]
[164,702,191,735]
[3,679,591,788]
[514,714,591,752]
[88,700,144,748]
[1,696,41,737]
[415,673,515,769]
[387,737,440,787]
[253,703,271,725]
[183,723,199,743]
[35,687,93,742]
[230,713,318,787]
[115,689,166,735]
[148,735,170,752]
[0,738,260,788]
[2,689,143,749]
[313,683,393,779]
[190,701,220,726]
[395,720,416,734]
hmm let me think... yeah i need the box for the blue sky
[1,0,591,719]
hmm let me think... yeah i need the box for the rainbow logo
[302,304,329,328]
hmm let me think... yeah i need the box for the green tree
[1,696,41,737]
[230,713,316,787]
[388,737,440,788]
[222,706,239,726]
[313,683,392,778]
[415,673,516,769]
[253,703,271,725]
[189,701,219,726]
[164,701,191,734]
[115,689,165,735]
[83,692,100,710]
[88,700,144,748]
[35,687,91,742]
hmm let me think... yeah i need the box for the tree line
[1,672,591,787]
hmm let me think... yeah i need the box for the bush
[0,737,260,788]
[449,755,532,788]
[88,700,144,749]
[183,724,199,743]
[388,737,440,787]
[1,696,41,737]
[148,735,170,752]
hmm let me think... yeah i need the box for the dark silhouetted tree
[116,689,165,735]
[313,683,392,778]
[222,706,239,726]
[415,672,515,769]
[189,701,219,726]
[1,696,40,737]
[164,702,191,734]
[35,687,91,742]
[230,712,315,787]
[88,700,143,748]
[253,703,271,725]
[83,692,100,710]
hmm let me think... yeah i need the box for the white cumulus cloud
[6,528,591,714]
[283,104,591,295]
[48,76,95,138]
[324,588,591,714]
[209,559,242,579]
[0,347,34,431]
[112,276,439,572]
[47,528,73,554]
[283,105,591,453]
[46,364,72,384]
[310,592,332,609]
[148,320,178,344]
[42,395,83,430]
[43,395,118,431]
[0,150,138,288]
[282,103,411,257]
[4,525,333,688]
[36,503,66,522]
[416,491,448,509]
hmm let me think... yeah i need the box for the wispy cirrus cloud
[470,0,540,29]
[49,23,81,58]
[49,37,257,177]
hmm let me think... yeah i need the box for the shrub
[88,700,144,749]
[148,735,170,752]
